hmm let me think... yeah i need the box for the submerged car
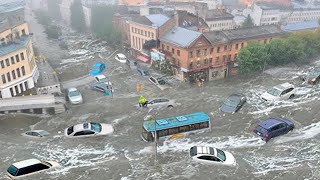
[137,67,150,77]
[89,63,106,76]
[115,53,127,63]
[303,69,320,85]
[254,118,294,142]
[261,82,296,102]
[220,94,246,113]
[67,88,83,105]
[92,82,114,93]
[146,98,177,109]
[64,122,114,138]
[190,146,236,166]
[126,59,138,69]
[95,75,112,86]
[21,130,50,138]
[7,158,60,179]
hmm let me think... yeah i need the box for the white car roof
[12,159,42,168]
[275,82,294,90]
[73,123,90,132]
[95,75,106,80]
[116,53,126,58]
[195,146,216,156]
[68,87,78,92]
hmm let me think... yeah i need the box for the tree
[242,15,254,28]
[237,42,270,76]
[91,6,121,44]
[70,1,86,32]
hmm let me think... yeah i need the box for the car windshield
[38,131,50,136]
[157,79,166,85]
[256,125,268,133]
[267,88,281,96]
[224,96,240,107]
[190,146,197,156]
[67,126,74,135]
[143,71,150,75]
[69,90,80,97]
[216,148,226,161]
[91,122,102,133]
[7,165,18,176]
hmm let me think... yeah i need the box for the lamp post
[154,117,157,166]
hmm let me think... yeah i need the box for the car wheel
[167,105,174,109]
[289,94,295,99]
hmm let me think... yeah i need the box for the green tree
[267,39,291,66]
[91,6,121,44]
[242,15,254,28]
[70,0,86,32]
[237,42,270,76]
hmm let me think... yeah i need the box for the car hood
[100,124,114,135]
[69,95,82,101]
[220,104,236,113]
[261,92,277,101]
[224,151,236,166]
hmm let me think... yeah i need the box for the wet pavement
[0,7,319,180]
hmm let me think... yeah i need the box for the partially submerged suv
[190,146,236,166]
[7,158,60,179]
[261,82,296,102]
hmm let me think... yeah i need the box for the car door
[271,124,286,137]
[160,99,170,107]
[197,155,221,165]
[150,99,161,108]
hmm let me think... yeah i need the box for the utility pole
[154,117,157,166]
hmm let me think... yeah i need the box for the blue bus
[141,112,211,142]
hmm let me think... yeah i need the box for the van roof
[12,159,41,168]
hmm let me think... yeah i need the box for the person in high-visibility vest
[139,95,148,107]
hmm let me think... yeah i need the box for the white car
[67,88,83,105]
[190,146,236,166]
[7,158,60,179]
[149,76,170,90]
[64,122,114,138]
[95,75,112,86]
[146,98,177,109]
[21,130,50,138]
[115,53,127,63]
[261,82,296,102]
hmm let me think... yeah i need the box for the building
[128,14,176,63]
[195,0,223,9]
[281,19,320,32]
[160,25,285,81]
[0,2,39,98]
[118,0,145,6]
[205,9,234,31]
[177,10,209,32]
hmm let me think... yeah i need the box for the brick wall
[159,15,177,38]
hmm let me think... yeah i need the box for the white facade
[59,0,74,25]
[207,19,234,31]
[196,0,223,10]
[82,5,92,28]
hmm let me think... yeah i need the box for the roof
[12,159,42,168]
[143,112,210,131]
[68,87,78,92]
[282,20,320,32]
[0,0,24,14]
[73,123,88,132]
[256,2,290,10]
[160,26,202,48]
[132,14,170,27]
[274,82,294,90]
[203,31,229,44]
[177,11,208,29]
[221,25,285,41]
[205,10,234,21]
[0,35,31,56]
[259,118,283,129]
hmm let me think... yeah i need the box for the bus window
[158,129,168,137]
[190,124,200,130]
[168,127,179,135]
[179,125,190,132]
[199,122,209,129]
[142,128,153,141]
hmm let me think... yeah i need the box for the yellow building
[0,2,39,99]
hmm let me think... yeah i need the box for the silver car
[67,88,83,105]
[147,98,177,109]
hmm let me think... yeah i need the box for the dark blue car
[254,118,294,142]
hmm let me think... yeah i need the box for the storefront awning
[137,56,149,63]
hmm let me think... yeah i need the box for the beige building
[0,3,39,99]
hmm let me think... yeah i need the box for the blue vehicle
[254,118,294,142]
[141,112,211,142]
[89,63,106,76]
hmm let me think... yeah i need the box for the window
[189,51,193,58]
[189,62,193,68]
[12,70,16,79]
[21,66,25,76]
[209,58,212,64]
[223,55,227,62]
[11,57,15,64]
[162,44,164,50]
[212,71,218,77]
[1,74,6,84]
[197,50,200,57]
[204,59,208,64]
[74,130,95,136]
[210,48,214,54]
[16,68,21,77]
[148,32,150,37]
[166,46,169,51]
[204,49,207,56]
[0,60,4,68]
[224,45,227,51]
[151,33,154,38]
[7,72,11,82]
[20,52,24,60]
[235,44,239,49]
[172,48,175,54]
[217,47,220,53]
[234,53,238,60]
[241,42,244,48]
[177,50,180,56]
[216,57,220,64]
[197,60,200,66]
[22,29,26,35]
[5,58,10,66]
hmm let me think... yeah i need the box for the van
[115,53,127,63]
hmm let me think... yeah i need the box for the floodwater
[1,5,320,180]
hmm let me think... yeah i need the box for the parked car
[89,63,106,76]
[302,68,320,85]
[126,59,138,69]
[254,118,295,142]
[67,88,83,105]
[7,158,60,179]
[21,130,50,138]
[261,82,296,102]
[190,146,236,166]
[149,76,166,86]
[64,122,114,138]
[95,75,112,86]
[115,53,127,63]
[137,67,150,77]
[92,83,114,93]
[220,94,246,113]
[146,98,177,109]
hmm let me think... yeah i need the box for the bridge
[0,95,66,114]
